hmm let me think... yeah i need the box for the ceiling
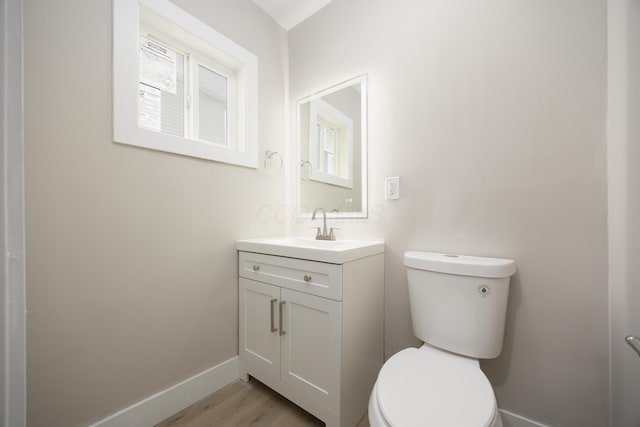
[251,0,335,31]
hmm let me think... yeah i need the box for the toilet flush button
[478,285,490,297]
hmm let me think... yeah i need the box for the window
[114,0,258,167]
[309,98,354,188]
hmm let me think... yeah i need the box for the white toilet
[369,251,516,427]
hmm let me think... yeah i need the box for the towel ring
[299,160,312,180]
[264,150,283,172]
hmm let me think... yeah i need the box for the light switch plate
[385,176,400,200]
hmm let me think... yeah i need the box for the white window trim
[113,0,258,168]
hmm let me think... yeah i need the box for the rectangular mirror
[296,75,367,219]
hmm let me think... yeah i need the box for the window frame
[191,59,235,147]
[308,98,354,189]
[113,0,258,168]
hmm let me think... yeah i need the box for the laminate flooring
[154,379,371,427]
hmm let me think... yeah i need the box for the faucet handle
[309,226,322,238]
[329,227,341,241]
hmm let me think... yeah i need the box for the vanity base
[238,252,384,427]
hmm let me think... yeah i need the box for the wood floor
[154,379,371,427]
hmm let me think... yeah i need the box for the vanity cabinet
[238,249,384,427]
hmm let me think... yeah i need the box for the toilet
[369,251,516,427]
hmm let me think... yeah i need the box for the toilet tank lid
[404,251,516,278]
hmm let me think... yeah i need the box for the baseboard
[500,409,552,427]
[88,358,551,427]
[89,356,240,427]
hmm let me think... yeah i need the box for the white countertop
[237,236,384,264]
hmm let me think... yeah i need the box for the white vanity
[237,237,384,427]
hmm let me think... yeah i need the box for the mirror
[296,75,367,219]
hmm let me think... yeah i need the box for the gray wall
[24,0,286,425]
[289,0,609,426]
[609,0,640,425]
[23,0,611,426]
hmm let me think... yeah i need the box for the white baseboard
[88,358,551,427]
[500,409,552,427]
[89,356,239,427]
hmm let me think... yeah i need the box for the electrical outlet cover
[385,176,400,200]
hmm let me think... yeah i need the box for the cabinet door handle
[252,264,260,271]
[303,274,312,282]
[279,301,286,336]
[270,299,278,333]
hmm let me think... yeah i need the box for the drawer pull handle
[303,274,312,282]
[270,299,278,333]
[252,264,260,271]
[279,301,286,336]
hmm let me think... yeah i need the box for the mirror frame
[295,74,368,220]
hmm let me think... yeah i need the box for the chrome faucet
[311,208,337,240]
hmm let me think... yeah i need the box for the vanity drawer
[238,251,342,301]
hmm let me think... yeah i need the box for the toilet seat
[375,345,497,427]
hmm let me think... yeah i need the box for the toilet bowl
[369,251,516,427]
[368,344,502,427]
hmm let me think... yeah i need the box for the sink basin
[236,237,384,264]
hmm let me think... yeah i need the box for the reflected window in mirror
[310,98,353,188]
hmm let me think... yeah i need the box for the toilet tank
[404,251,516,359]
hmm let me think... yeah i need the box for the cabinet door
[280,288,342,411]
[239,278,280,378]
